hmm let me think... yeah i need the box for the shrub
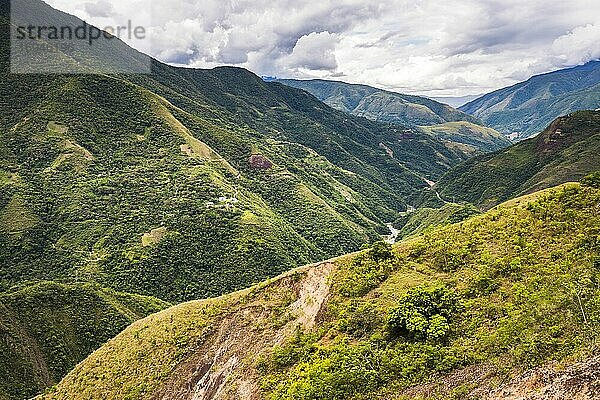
[388,285,462,341]
[368,241,394,262]
[580,171,600,188]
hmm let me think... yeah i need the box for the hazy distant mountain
[460,61,600,141]
[276,79,510,153]
[276,78,480,126]
[430,94,483,108]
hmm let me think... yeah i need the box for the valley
[40,181,600,400]
[1,0,600,399]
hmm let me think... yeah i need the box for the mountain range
[275,78,510,154]
[0,1,483,397]
[1,0,600,399]
[460,60,600,140]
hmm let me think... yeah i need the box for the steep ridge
[275,78,510,154]
[460,60,600,140]
[41,181,600,400]
[435,110,600,209]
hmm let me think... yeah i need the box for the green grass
[419,121,509,154]
[40,182,600,400]
[0,195,38,234]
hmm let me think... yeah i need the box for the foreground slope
[460,60,600,140]
[435,110,600,209]
[276,79,509,154]
[42,181,600,399]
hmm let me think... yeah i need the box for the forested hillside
[435,110,600,209]
[460,61,600,140]
[0,282,168,400]
[41,179,600,400]
[0,0,474,305]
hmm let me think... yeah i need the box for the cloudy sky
[46,0,600,96]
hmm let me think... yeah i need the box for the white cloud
[283,31,339,71]
[45,0,600,96]
[552,24,600,66]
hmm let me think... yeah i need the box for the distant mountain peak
[460,61,600,141]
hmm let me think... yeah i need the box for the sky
[45,0,600,97]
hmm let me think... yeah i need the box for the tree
[388,285,462,341]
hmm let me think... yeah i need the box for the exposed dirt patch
[142,227,168,247]
[481,356,600,400]
[248,154,273,170]
[399,355,600,400]
[287,262,334,329]
[149,262,335,400]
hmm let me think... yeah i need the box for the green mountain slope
[435,110,600,209]
[0,282,168,400]
[275,79,510,154]
[0,0,475,305]
[392,202,480,238]
[460,60,600,140]
[0,2,483,397]
[41,181,600,399]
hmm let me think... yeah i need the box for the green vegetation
[393,203,481,238]
[460,60,600,139]
[0,282,169,400]
[277,79,510,154]
[0,2,485,397]
[435,111,600,209]
[387,285,462,341]
[41,183,600,400]
[260,183,600,399]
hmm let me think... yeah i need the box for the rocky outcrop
[148,262,335,400]
[484,356,600,400]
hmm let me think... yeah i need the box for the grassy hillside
[41,180,600,399]
[0,282,168,400]
[460,60,600,140]
[276,79,509,154]
[0,0,476,305]
[419,121,510,156]
[392,202,480,238]
[435,110,600,209]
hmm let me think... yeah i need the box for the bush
[368,241,394,262]
[581,171,600,188]
[388,285,462,341]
